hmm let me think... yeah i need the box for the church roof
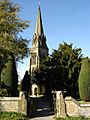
[34,6,44,36]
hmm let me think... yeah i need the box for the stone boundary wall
[65,96,90,118]
[53,91,90,118]
[0,91,27,115]
[53,91,67,118]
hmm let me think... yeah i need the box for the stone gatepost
[52,90,56,113]
[56,91,67,118]
[19,91,27,115]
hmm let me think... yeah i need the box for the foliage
[0,112,29,120]
[0,81,8,97]
[0,0,30,89]
[0,49,11,85]
[0,49,13,90]
[37,85,42,95]
[33,42,83,97]
[78,58,90,101]
[20,71,30,94]
[1,53,18,96]
[17,84,21,92]
[0,0,29,60]
[0,48,8,73]
[0,88,8,97]
[56,116,90,120]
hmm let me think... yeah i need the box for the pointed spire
[34,5,44,37]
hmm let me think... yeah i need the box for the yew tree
[34,42,83,97]
[55,42,82,97]
[78,58,90,101]
[0,48,10,89]
[1,53,18,96]
[20,71,30,94]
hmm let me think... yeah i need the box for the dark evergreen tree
[20,71,30,94]
[0,48,10,87]
[1,53,18,96]
[33,42,83,97]
[78,58,90,101]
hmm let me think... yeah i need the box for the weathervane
[38,0,40,6]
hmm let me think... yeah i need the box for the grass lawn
[0,112,29,120]
[56,117,90,120]
[79,101,90,104]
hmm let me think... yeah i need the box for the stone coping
[29,95,44,98]
[65,96,72,100]
[65,96,90,107]
[0,97,20,101]
[80,104,90,107]
[65,96,80,106]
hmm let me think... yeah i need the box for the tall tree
[0,48,8,73]
[33,42,83,97]
[20,71,30,94]
[52,42,82,97]
[0,0,29,60]
[0,48,10,89]
[1,53,18,96]
[78,58,90,101]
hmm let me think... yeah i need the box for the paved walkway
[30,115,55,120]
[29,96,55,120]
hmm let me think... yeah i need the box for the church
[29,5,48,95]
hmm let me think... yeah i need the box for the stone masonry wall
[0,97,20,112]
[54,91,90,118]
[65,96,90,118]
[0,91,27,115]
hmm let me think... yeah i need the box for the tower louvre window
[31,53,36,65]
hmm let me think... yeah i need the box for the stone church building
[29,5,48,95]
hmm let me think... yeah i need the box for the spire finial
[38,0,40,6]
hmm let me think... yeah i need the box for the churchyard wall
[54,91,90,118]
[0,91,27,115]
[65,96,90,118]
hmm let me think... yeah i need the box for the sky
[12,0,90,81]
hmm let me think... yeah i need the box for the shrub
[0,112,29,120]
[37,85,42,95]
[0,88,8,97]
[78,58,90,101]
[56,116,89,120]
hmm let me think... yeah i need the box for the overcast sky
[12,0,90,80]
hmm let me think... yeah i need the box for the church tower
[30,6,48,74]
[30,5,48,95]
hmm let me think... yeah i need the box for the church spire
[34,5,44,37]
